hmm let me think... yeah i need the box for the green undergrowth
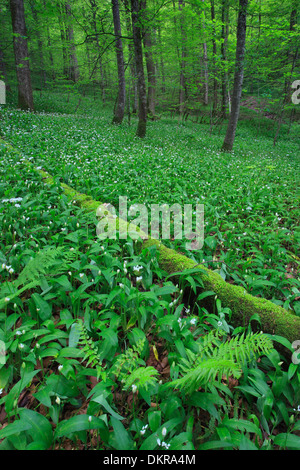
[0,94,300,450]
[1,93,299,315]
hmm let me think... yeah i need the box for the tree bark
[221,0,229,118]
[65,2,80,82]
[111,0,126,124]
[131,0,147,137]
[10,0,34,111]
[123,0,138,114]
[141,0,156,118]
[210,0,218,115]
[221,0,248,152]
[178,0,187,116]
[89,0,106,103]
[29,0,46,88]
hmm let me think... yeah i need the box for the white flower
[19,343,25,349]
[58,365,63,371]
[140,425,148,435]
[190,318,197,325]
[218,321,222,327]
[136,276,142,282]
[162,427,167,437]
[133,265,143,272]
[132,384,137,393]
[157,438,161,446]
[0,388,3,395]
[55,396,61,405]
[79,273,84,278]
[16,330,22,335]
[4,297,10,303]
[88,416,92,422]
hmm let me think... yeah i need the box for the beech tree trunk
[124,0,138,114]
[221,0,248,152]
[10,0,34,111]
[178,0,187,116]
[111,0,126,124]
[131,0,147,137]
[65,2,80,82]
[141,0,156,118]
[210,0,218,115]
[221,0,229,118]
[89,0,106,103]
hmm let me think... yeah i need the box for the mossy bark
[143,239,300,346]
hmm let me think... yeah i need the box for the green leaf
[19,408,53,449]
[32,293,52,321]
[0,419,31,439]
[274,433,300,450]
[148,410,161,432]
[110,416,134,450]
[55,414,107,439]
[92,394,124,420]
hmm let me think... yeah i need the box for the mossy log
[2,138,299,347]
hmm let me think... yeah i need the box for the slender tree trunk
[124,0,138,113]
[178,0,187,116]
[200,0,209,105]
[0,42,10,91]
[221,0,248,152]
[221,0,229,118]
[65,2,80,82]
[57,1,68,78]
[111,0,126,124]
[131,0,147,137]
[157,23,166,94]
[89,0,106,103]
[141,0,156,118]
[10,0,34,111]
[210,0,218,115]
[29,0,46,88]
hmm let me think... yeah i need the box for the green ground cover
[0,93,299,450]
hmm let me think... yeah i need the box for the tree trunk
[65,2,80,82]
[10,0,34,111]
[221,0,229,118]
[178,0,187,116]
[210,0,218,115]
[131,0,147,137]
[89,0,106,103]
[111,0,126,124]
[57,1,69,78]
[124,0,138,114]
[29,0,46,88]
[0,42,10,92]
[200,0,209,106]
[221,0,248,152]
[141,0,156,118]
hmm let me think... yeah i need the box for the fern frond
[16,246,77,287]
[111,339,145,378]
[171,358,241,394]
[122,366,159,392]
[169,330,273,395]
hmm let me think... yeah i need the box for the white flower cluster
[178,317,197,330]
[157,427,170,449]
[2,197,23,203]
[1,263,14,274]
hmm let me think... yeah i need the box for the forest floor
[0,91,299,450]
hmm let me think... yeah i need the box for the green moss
[144,239,300,345]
